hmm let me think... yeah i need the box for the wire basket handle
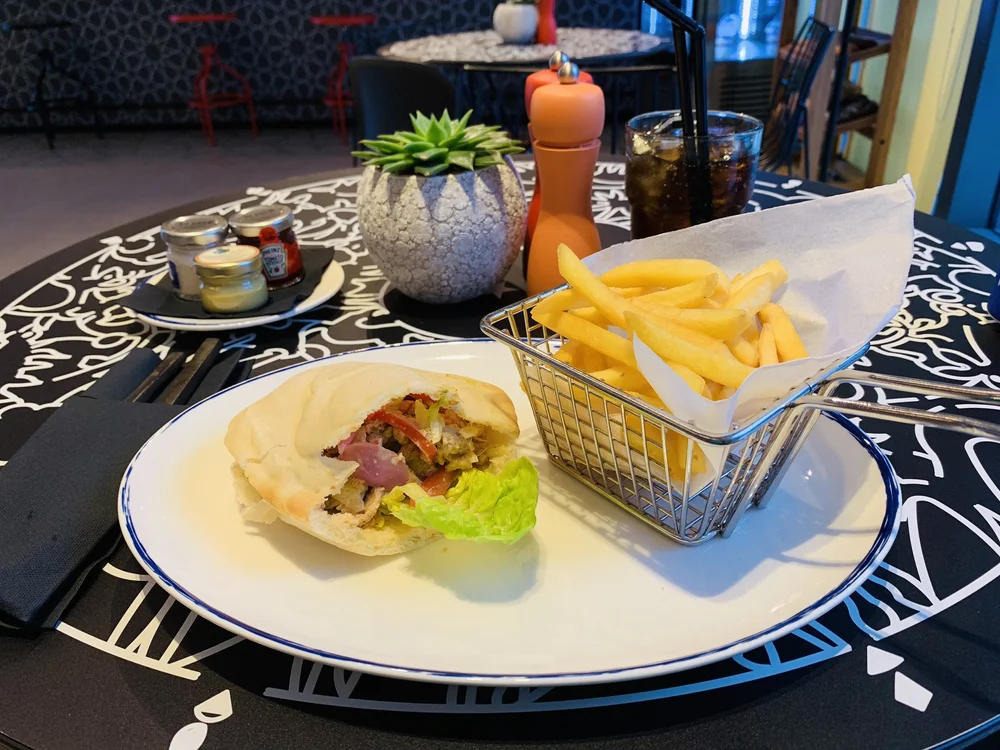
[796,371,1000,440]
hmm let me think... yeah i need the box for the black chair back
[348,56,456,142]
[760,17,834,178]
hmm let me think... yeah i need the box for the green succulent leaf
[381,157,416,173]
[392,131,423,142]
[415,162,451,177]
[414,147,449,161]
[366,153,414,167]
[410,111,432,137]
[425,117,448,145]
[402,141,436,153]
[358,139,397,154]
[445,150,476,170]
[474,153,505,168]
[455,109,473,132]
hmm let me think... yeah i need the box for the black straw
[671,22,694,138]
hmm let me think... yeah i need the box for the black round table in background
[1,163,1000,750]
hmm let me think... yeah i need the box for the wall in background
[846,0,982,211]
[0,0,640,129]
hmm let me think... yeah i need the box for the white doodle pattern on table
[380,28,664,64]
[1,166,998,712]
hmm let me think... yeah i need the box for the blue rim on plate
[118,340,902,686]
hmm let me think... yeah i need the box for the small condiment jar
[160,215,229,300]
[194,245,269,315]
[228,205,304,290]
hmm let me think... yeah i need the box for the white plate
[131,261,345,331]
[120,340,900,687]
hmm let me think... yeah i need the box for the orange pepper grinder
[526,62,605,296]
[523,52,594,277]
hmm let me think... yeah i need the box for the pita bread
[225,362,520,556]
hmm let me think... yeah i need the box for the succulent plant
[351,110,525,177]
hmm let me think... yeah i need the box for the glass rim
[627,110,764,140]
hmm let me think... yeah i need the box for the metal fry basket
[481,287,1000,545]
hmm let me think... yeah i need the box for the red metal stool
[309,14,377,143]
[169,13,258,146]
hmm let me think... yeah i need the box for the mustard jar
[194,245,269,314]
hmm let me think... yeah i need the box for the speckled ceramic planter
[357,160,527,304]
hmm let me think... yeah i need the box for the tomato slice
[421,469,455,497]
[367,408,437,460]
[408,393,434,405]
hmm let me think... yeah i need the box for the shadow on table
[381,285,526,339]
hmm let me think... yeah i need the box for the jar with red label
[228,205,304,289]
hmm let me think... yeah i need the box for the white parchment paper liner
[582,176,917,478]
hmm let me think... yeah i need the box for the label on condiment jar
[259,240,288,280]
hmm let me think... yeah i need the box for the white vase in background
[357,159,527,304]
[492,2,539,45]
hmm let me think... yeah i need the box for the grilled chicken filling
[321,394,493,526]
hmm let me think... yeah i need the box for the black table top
[1,162,1000,750]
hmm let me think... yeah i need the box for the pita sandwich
[225,362,537,556]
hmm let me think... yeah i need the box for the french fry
[570,307,612,327]
[624,389,666,409]
[744,320,760,343]
[633,274,717,309]
[701,298,722,309]
[758,303,808,361]
[724,273,775,319]
[639,304,751,340]
[532,287,578,316]
[600,258,731,296]
[635,314,732,357]
[532,285,644,316]
[731,260,789,295]
[534,311,637,368]
[690,442,707,473]
[726,335,759,367]
[625,311,754,389]
[664,432,707,482]
[554,340,581,364]
[718,385,736,399]
[590,365,651,392]
[710,286,729,305]
[703,381,722,399]
[667,362,706,394]
[557,245,633,327]
[758,322,779,366]
[577,346,607,373]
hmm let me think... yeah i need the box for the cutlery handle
[127,350,185,403]
[156,338,223,406]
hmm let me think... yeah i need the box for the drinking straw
[645,0,713,224]
[689,24,713,223]
[670,22,694,138]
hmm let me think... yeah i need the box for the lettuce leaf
[382,457,538,544]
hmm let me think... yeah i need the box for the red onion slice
[337,428,365,455]
[339,442,410,488]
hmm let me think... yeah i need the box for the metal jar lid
[228,205,294,237]
[160,214,229,246]
[194,245,263,280]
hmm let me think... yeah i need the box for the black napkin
[122,248,335,319]
[0,351,183,631]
